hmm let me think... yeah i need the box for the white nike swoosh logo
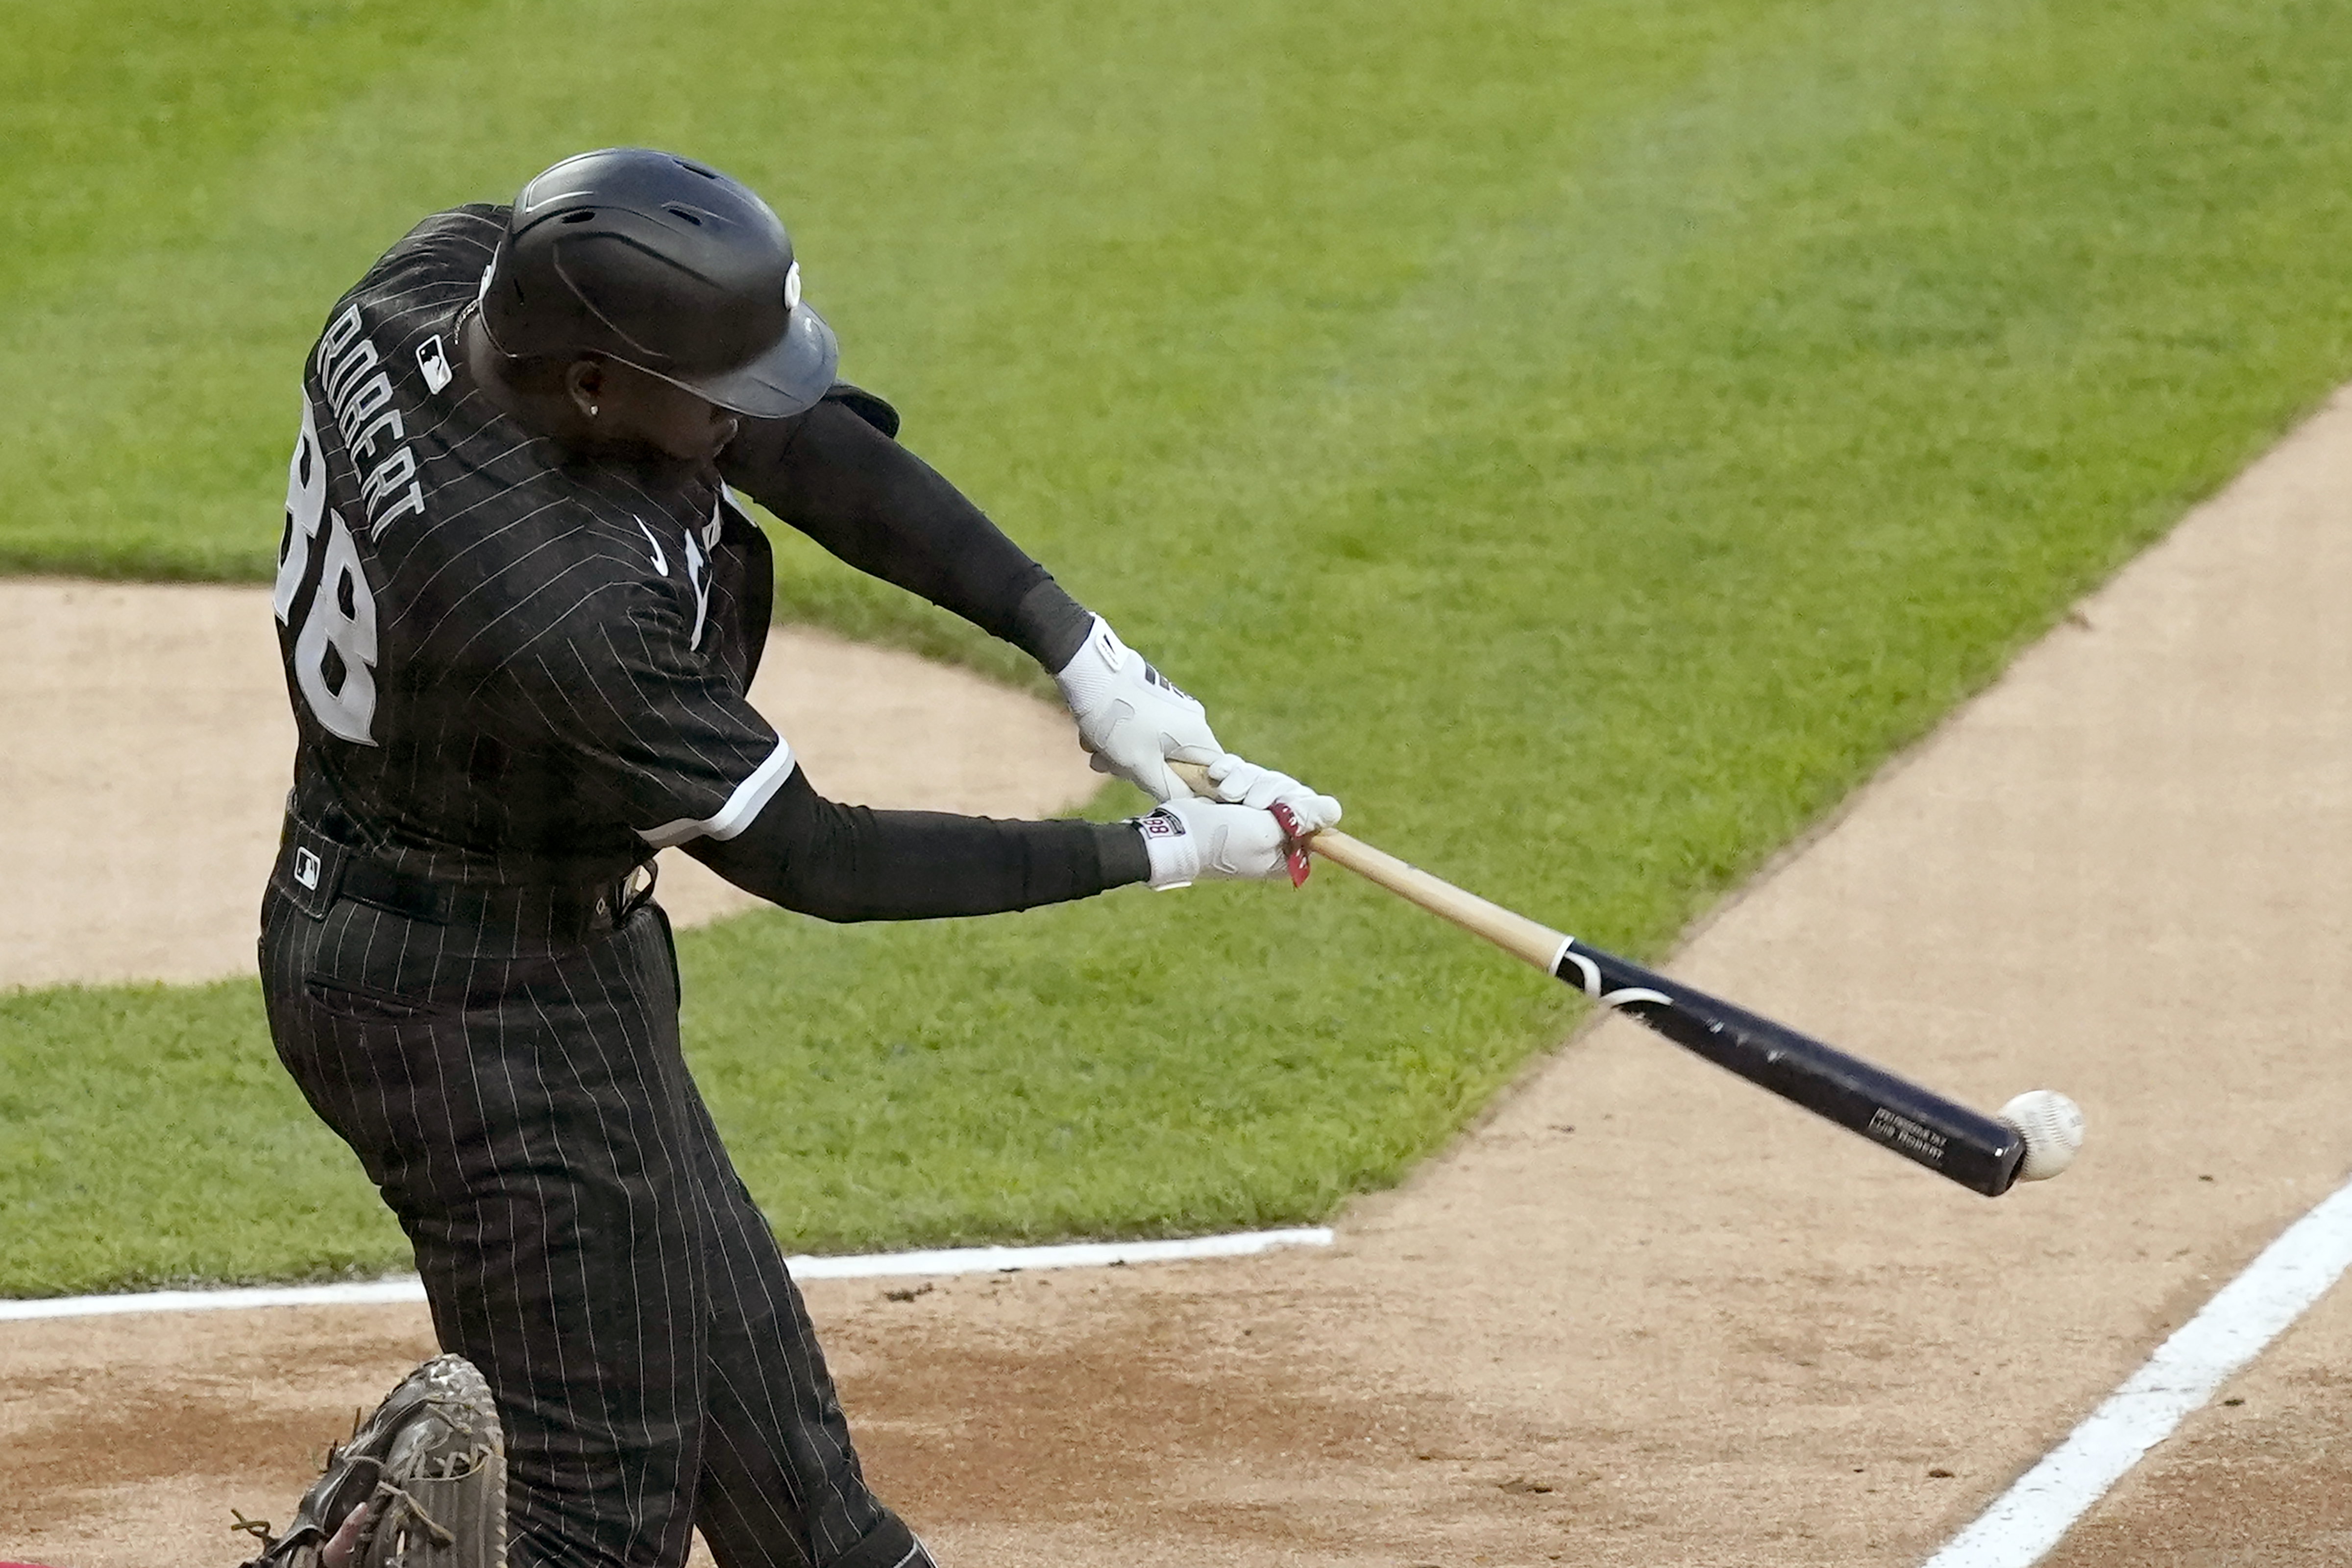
[634,518,669,576]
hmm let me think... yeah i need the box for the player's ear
[565,358,608,421]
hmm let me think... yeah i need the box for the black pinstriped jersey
[274,205,789,887]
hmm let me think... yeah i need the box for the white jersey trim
[638,738,797,849]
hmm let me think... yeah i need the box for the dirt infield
[6,389,2352,1567]
[2041,1267,2352,1567]
[0,581,1099,988]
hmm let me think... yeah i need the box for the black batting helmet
[477,147,837,418]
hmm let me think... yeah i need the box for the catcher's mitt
[235,1353,506,1568]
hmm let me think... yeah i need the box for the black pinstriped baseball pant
[260,844,924,1568]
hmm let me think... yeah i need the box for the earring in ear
[587,404,599,417]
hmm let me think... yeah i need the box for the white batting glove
[1054,615,1222,802]
[1201,752,1342,834]
[1133,796,1300,889]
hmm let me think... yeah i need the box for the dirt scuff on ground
[0,1310,439,1565]
[827,1274,1584,1561]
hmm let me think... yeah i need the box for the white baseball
[2000,1090,2085,1182]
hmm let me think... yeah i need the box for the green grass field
[6,0,2351,1294]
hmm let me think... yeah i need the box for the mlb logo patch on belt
[278,818,343,917]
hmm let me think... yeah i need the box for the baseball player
[258,146,1338,1568]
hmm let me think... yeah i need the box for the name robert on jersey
[315,304,427,533]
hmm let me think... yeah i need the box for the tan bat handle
[1165,761,1568,974]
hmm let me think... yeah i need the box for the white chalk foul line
[1923,1173,2352,1568]
[0,1227,1334,1323]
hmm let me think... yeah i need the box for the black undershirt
[695,395,1149,919]
[686,769,1149,922]
[721,397,1098,671]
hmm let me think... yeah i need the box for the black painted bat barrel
[1552,939,2028,1197]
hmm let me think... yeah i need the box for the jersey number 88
[273,401,383,746]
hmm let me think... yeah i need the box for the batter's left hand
[1054,614,1222,802]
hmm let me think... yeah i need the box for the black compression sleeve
[721,399,1092,669]
[1006,577,1095,672]
[685,766,1151,922]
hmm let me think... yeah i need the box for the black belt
[272,814,656,943]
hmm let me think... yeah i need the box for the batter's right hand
[1133,796,1303,889]
[1201,752,1342,834]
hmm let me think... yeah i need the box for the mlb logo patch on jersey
[294,846,323,890]
[416,334,453,393]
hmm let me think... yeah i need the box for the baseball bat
[1169,761,2028,1196]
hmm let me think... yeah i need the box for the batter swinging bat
[1170,762,2081,1197]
